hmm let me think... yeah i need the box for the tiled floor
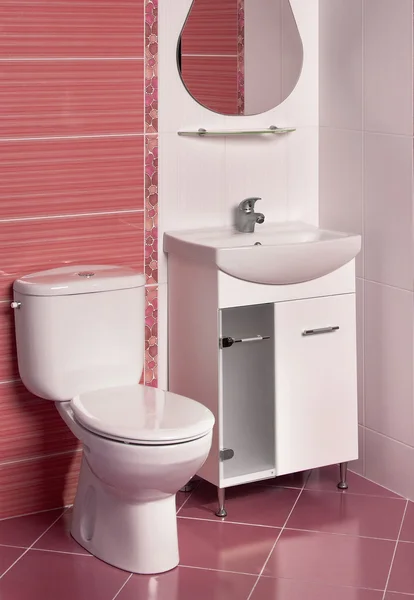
[0,465,413,599]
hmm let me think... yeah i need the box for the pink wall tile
[356,277,364,425]
[181,55,239,115]
[0,450,82,518]
[364,0,413,135]
[0,381,79,463]
[144,286,158,387]
[145,136,158,284]
[364,133,413,290]
[319,0,363,129]
[145,0,158,133]
[0,137,144,219]
[0,60,144,138]
[0,212,144,301]
[181,0,238,55]
[0,303,18,383]
[0,1,145,59]
[364,281,414,446]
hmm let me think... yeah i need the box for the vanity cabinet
[168,255,358,493]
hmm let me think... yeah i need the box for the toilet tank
[12,265,145,401]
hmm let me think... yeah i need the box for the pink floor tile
[0,545,25,576]
[399,502,414,542]
[178,481,299,527]
[263,529,395,590]
[177,517,278,575]
[286,490,405,539]
[387,542,414,594]
[251,578,384,600]
[33,509,89,555]
[306,465,402,498]
[116,566,256,600]
[385,594,414,598]
[176,490,191,512]
[0,549,130,600]
[0,509,63,547]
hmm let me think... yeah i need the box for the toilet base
[71,457,179,574]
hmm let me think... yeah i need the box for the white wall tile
[364,133,413,290]
[364,0,413,135]
[286,126,319,224]
[364,281,414,445]
[319,0,363,130]
[356,277,364,425]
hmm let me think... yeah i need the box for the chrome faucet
[235,197,265,233]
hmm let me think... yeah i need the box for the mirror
[177,0,303,116]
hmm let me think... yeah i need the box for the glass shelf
[177,125,296,137]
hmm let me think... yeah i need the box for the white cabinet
[274,294,358,475]
[167,255,359,512]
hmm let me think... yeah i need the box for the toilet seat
[71,384,214,445]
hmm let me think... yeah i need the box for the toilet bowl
[11,265,215,574]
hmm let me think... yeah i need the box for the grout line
[0,544,27,550]
[0,378,21,385]
[176,479,201,515]
[0,448,82,468]
[382,499,409,600]
[0,507,69,579]
[111,573,134,600]
[0,208,143,224]
[246,472,310,600]
[30,547,92,557]
[0,132,152,143]
[180,564,257,577]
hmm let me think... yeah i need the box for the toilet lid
[71,384,215,445]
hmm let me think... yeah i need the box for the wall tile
[364,0,413,135]
[364,282,414,445]
[0,303,18,383]
[0,137,144,219]
[145,136,158,284]
[180,56,239,116]
[356,277,364,425]
[144,286,158,387]
[0,450,82,519]
[364,133,413,290]
[0,212,144,301]
[0,1,144,59]
[365,428,414,501]
[0,381,79,463]
[319,0,363,130]
[0,60,144,138]
[350,425,365,476]
[181,0,238,55]
[319,127,363,276]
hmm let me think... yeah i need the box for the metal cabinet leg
[337,462,349,490]
[179,476,197,493]
[215,487,227,517]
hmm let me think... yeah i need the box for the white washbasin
[164,222,361,285]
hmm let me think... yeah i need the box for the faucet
[235,197,265,233]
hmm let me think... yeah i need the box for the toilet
[11,265,215,575]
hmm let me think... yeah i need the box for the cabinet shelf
[177,125,296,137]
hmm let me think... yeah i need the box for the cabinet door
[274,294,358,475]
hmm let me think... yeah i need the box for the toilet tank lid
[13,265,145,296]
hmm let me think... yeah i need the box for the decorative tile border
[144,0,158,387]
[145,0,158,133]
[144,286,158,387]
[237,0,245,115]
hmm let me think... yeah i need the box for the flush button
[77,271,95,278]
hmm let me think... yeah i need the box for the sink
[164,221,361,285]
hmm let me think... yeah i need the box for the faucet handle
[239,197,262,213]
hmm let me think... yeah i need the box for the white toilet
[11,265,214,574]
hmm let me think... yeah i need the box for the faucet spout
[235,198,265,233]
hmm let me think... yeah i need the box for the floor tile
[385,594,414,598]
[286,490,405,539]
[388,542,414,594]
[32,509,89,555]
[0,545,25,576]
[116,566,256,600]
[0,549,130,600]
[263,529,394,590]
[399,502,414,542]
[176,490,191,512]
[177,517,278,575]
[0,509,63,547]
[178,481,299,527]
[251,578,383,600]
[306,465,402,498]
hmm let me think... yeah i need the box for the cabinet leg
[215,487,227,518]
[337,462,349,490]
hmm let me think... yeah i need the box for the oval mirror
[177,0,303,116]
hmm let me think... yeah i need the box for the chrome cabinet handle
[220,335,270,349]
[302,326,339,337]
